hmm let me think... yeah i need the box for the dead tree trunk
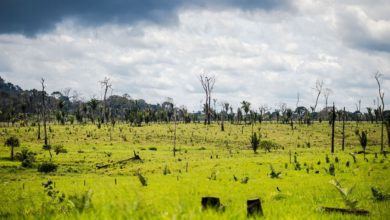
[375,72,385,153]
[342,107,345,151]
[331,103,335,153]
[41,78,47,146]
[199,74,215,125]
[100,77,112,124]
[37,114,41,140]
[173,108,177,157]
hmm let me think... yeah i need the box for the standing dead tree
[41,78,48,146]
[331,103,336,153]
[99,77,112,124]
[324,88,332,120]
[221,102,229,132]
[374,72,385,153]
[342,107,346,151]
[199,73,215,125]
[311,79,324,115]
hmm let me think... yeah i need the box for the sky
[0,0,389,112]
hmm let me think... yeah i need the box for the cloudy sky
[1,0,389,112]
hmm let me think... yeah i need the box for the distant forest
[0,76,388,126]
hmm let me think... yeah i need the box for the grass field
[0,122,389,219]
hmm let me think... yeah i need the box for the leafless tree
[374,71,385,152]
[100,77,112,123]
[220,102,229,131]
[199,73,215,125]
[170,98,177,157]
[41,78,48,146]
[323,88,332,118]
[311,79,324,113]
[259,104,270,123]
[62,88,71,97]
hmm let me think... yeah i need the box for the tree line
[0,76,389,128]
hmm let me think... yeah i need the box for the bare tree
[259,104,270,124]
[199,73,215,125]
[323,88,332,118]
[171,99,177,157]
[99,77,112,124]
[331,103,336,153]
[311,79,324,113]
[41,78,48,146]
[220,102,229,131]
[342,107,346,151]
[374,72,385,152]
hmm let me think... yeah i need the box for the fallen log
[96,163,110,169]
[96,151,143,169]
[320,207,369,216]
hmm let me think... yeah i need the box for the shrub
[149,147,157,151]
[260,140,281,153]
[250,132,260,153]
[371,186,389,201]
[269,165,281,178]
[137,172,147,186]
[163,165,171,175]
[68,190,93,212]
[54,145,67,155]
[38,162,58,173]
[329,163,335,176]
[355,130,368,153]
[15,148,36,168]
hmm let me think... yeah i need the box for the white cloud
[0,1,390,112]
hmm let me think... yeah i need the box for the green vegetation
[0,122,389,219]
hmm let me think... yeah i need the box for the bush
[371,186,389,201]
[21,158,34,168]
[260,140,281,153]
[68,190,93,212]
[38,162,58,173]
[250,132,260,153]
[15,148,35,161]
[16,148,36,168]
[54,145,68,155]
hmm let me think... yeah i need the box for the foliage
[355,130,367,152]
[4,136,20,148]
[38,162,58,173]
[371,187,389,201]
[250,132,260,153]
[269,165,281,178]
[260,140,281,153]
[163,165,171,175]
[328,163,335,176]
[68,190,93,212]
[15,148,35,167]
[137,172,147,186]
[4,136,20,160]
[330,179,358,209]
[0,122,388,219]
[54,145,68,155]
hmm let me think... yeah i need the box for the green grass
[0,122,389,219]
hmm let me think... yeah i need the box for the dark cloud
[0,0,290,36]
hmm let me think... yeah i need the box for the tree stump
[201,197,222,211]
[247,198,263,217]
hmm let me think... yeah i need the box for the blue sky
[0,0,389,112]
